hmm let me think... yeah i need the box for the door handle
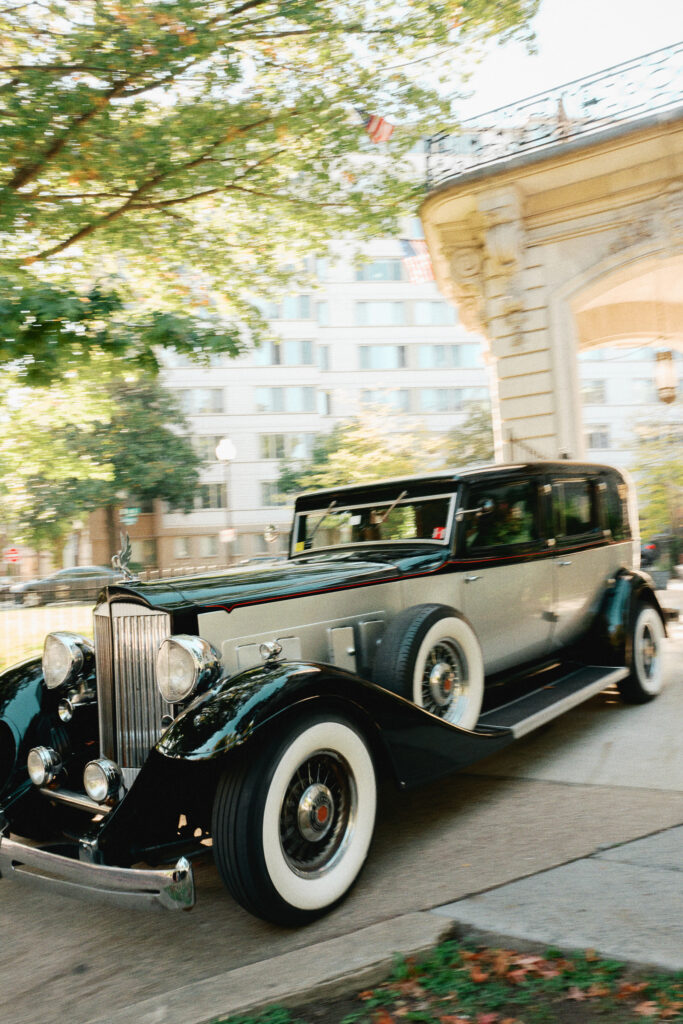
[557,560,572,566]
[464,575,481,583]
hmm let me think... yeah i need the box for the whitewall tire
[373,604,485,729]
[212,713,377,925]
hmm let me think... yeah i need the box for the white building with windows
[138,240,681,573]
[154,236,489,569]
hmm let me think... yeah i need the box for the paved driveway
[1,594,681,1024]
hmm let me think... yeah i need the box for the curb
[82,912,454,1024]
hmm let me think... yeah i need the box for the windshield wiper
[374,490,408,525]
[305,500,337,548]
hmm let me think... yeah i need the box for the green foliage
[443,401,495,466]
[277,413,446,494]
[0,372,200,557]
[0,275,244,386]
[632,423,683,555]
[212,939,683,1024]
[0,0,538,331]
[278,404,494,496]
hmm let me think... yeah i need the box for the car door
[457,474,554,674]
[548,473,612,648]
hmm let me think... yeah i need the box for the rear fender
[156,661,513,789]
[590,569,666,662]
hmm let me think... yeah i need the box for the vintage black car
[0,461,671,924]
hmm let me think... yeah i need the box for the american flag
[400,239,434,284]
[357,108,394,144]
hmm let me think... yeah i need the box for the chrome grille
[94,603,170,768]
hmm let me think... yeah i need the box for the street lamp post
[215,437,236,566]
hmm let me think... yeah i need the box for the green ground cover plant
[216,941,683,1024]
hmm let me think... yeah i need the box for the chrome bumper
[0,834,195,911]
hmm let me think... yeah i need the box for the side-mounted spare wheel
[373,604,484,729]
[617,601,666,704]
[211,713,377,926]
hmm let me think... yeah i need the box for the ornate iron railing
[427,43,683,189]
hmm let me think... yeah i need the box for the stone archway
[421,63,683,461]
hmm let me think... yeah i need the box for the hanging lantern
[655,351,676,405]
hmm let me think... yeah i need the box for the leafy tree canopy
[0,275,243,385]
[0,371,199,556]
[277,403,493,494]
[632,424,683,557]
[0,0,537,332]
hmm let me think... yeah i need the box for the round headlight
[83,759,122,804]
[42,632,93,690]
[27,746,62,786]
[156,635,221,704]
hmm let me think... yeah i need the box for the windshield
[292,492,456,555]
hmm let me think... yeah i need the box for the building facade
[144,235,490,572]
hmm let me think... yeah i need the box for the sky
[460,0,683,115]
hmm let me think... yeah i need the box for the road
[1,590,682,1024]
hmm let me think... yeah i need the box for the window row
[580,377,682,406]
[252,341,482,370]
[361,387,489,413]
[256,296,457,327]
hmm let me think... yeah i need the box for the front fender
[0,658,45,795]
[156,660,513,789]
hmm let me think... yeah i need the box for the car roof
[293,461,625,510]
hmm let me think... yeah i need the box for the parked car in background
[0,576,15,601]
[641,533,678,569]
[0,461,673,926]
[10,566,123,606]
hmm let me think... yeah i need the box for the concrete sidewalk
[434,823,683,972]
[85,824,683,1024]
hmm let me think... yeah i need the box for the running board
[479,665,629,739]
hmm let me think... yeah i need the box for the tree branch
[25,116,276,262]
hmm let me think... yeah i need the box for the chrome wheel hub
[297,783,335,842]
[421,640,468,723]
[428,661,460,708]
[641,627,657,677]
[279,751,356,877]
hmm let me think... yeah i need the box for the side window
[551,477,601,540]
[602,472,632,541]
[462,479,541,555]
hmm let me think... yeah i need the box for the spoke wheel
[279,751,355,877]
[374,604,484,729]
[618,603,665,704]
[212,714,376,926]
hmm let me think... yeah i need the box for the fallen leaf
[565,987,588,1001]
[439,1016,471,1024]
[616,981,649,999]
[633,1001,659,1017]
[586,984,610,997]
[359,991,375,1001]
[584,948,599,961]
[506,969,528,985]
[470,967,490,983]
[395,980,426,998]
[476,1013,500,1024]
[373,1010,395,1024]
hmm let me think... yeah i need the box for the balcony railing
[426,42,683,189]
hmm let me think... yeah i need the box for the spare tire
[373,604,484,729]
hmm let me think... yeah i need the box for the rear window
[551,478,601,539]
[603,472,632,541]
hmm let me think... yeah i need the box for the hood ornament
[112,532,139,583]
